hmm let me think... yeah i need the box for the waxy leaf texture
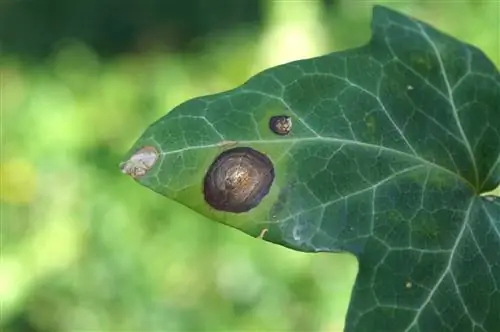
[122,6,500,332]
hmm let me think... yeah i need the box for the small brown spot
[269,116,292,136]
[120,146,158,179]
[203,147,275,213]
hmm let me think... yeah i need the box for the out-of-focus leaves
[1,159,37,204]
[0,0,263,59]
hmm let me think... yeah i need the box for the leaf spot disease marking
[405,281,412,289]
[407,85,414,90]
[203,147,275,213]
[120,146,158,178]
[269,116,292,136]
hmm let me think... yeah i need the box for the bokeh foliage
[1,1,499,331]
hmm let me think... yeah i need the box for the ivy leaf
[121,5,500,332]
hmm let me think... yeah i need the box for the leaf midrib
[156,135,476,191]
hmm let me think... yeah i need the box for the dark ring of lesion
[269,115,292,136]
[203,147,275,213]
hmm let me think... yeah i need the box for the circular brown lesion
[269,115,292,136]
[203,147,275,213]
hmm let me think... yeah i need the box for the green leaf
[121,5,500,332]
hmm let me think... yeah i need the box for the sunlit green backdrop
[2,1,499,331]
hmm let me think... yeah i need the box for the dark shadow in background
[0,0,339,61]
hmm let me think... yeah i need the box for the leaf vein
[416,22,479,187]
[404,198,475,331]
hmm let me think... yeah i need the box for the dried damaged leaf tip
[120,146,158,178]
[269,115,292,136]
[203,147,275,213]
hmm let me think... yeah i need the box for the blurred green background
[1,0,499,331]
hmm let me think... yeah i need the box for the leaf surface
[122,6,500,331]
